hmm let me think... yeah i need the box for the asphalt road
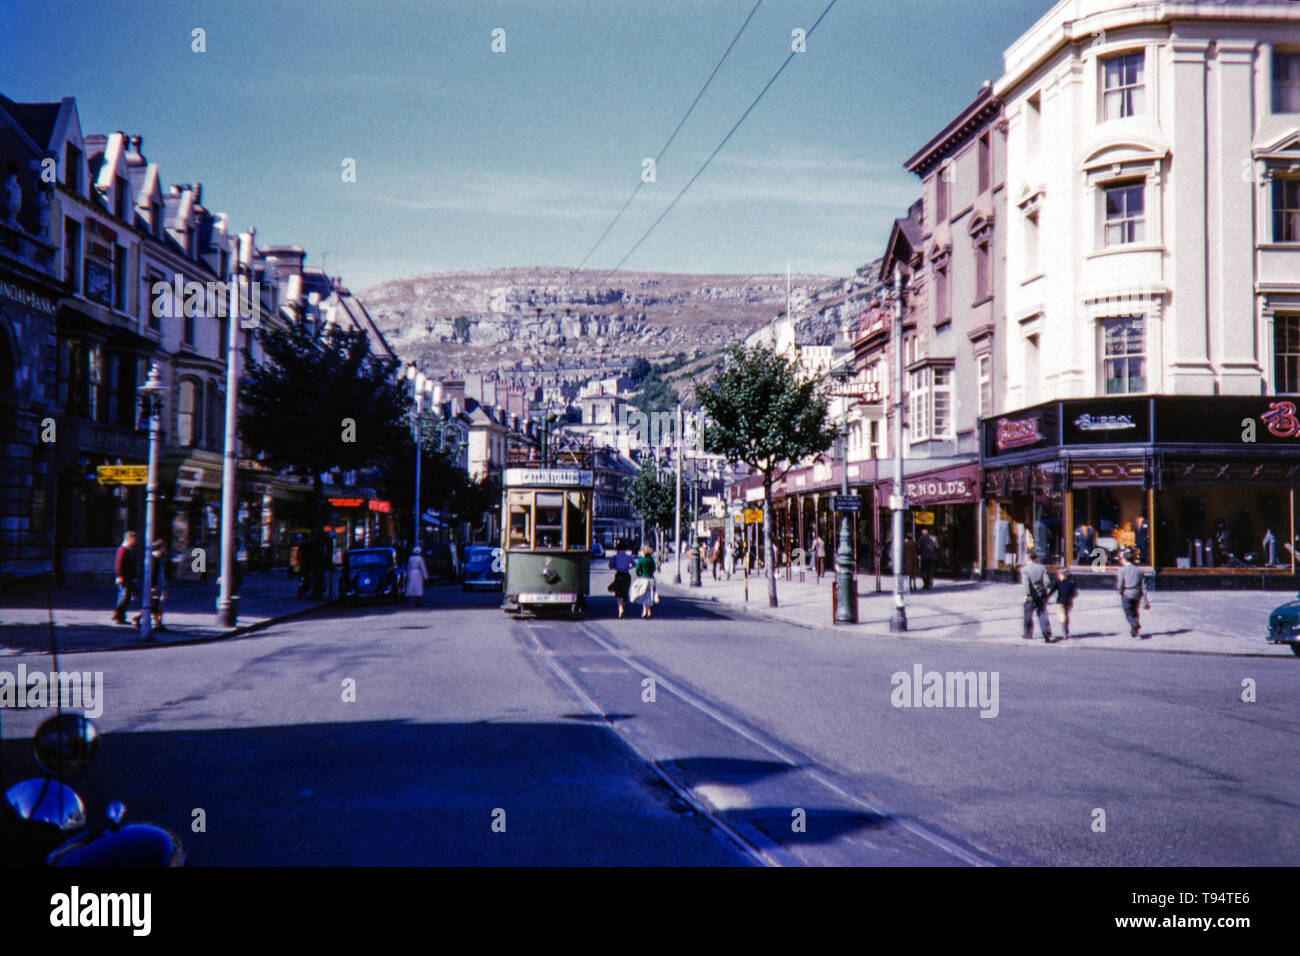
[3,572,1297,865]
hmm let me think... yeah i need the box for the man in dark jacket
[918,528,939,590]
[1021,550,1054,641]
[112,530,139,625]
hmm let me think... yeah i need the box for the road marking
[568,619,998,867]
[520,621,786,867]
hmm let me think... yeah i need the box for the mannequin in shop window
[1134,516,1149,565]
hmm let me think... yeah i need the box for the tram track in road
[519,615,1003,867]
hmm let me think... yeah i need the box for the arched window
[177,378,200,446]
[206,381,223,450]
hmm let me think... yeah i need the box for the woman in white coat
[405,547,429,607]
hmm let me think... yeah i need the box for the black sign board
[1156,396,1300,446]
[831,495,861,512]
[1062,397,1151,446]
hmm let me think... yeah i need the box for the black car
[340,548,405,604]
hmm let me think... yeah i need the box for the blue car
[1266,592,1300,657]
[461,545,503,591]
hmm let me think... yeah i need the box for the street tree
[694,344,836,607]
[240,320,410,597]
[624,461,675,556]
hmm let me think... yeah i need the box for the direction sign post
[96,465,148,486]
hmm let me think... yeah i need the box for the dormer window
[1102,51,1145,120]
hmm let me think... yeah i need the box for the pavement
[0,569,334,656]
[656,562,1298,657]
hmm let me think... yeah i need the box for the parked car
[590,541,605,559]
[1266,592,1300,656]
[340,548,405,604]
[424,541,458,582]
[461,544,503,591]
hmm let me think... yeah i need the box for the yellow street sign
[97,465,147,486]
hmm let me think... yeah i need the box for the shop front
[871,460,980,581]
[981,397,1300,587]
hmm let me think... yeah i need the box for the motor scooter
[2,713,185,866]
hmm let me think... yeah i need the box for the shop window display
[1071,487,1149,565]
[1156,485,1292,569]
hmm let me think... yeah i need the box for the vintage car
[1266,592,1300,656]
[340,548,405,604]
[460,544,503,591]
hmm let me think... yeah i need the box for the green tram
[501,466,594,617]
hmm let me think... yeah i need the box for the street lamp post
[890,266,908,632]
[832,372,858,624]
[217,230,253,628]
[689,458,702,587]
[405,365,433,549]
[136,363,165,642]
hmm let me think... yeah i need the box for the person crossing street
[1117,548,1149,638]
[1021,550,1055,642]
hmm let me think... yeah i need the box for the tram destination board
[502,467,593,488]
[831,495,861,512]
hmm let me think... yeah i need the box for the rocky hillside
[359,267,834,375]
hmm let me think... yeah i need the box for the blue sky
[1,0,1050,290]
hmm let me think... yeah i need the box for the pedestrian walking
[918,528,939,590]
[1053,567,1077,640]
[111,530,139,626]
[811,532,826,582]
[708,536,721,581]
[146,539,168,633]
[405,546,428,607]
[1116,548,1149,638]
[607,540,634,618]
[1021,550,1054,641]
[631,544,658,618]
[903,535,919,593]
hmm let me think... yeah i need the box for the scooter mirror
[33,714,99,777]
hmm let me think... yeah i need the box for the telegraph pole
[674,402,683,583]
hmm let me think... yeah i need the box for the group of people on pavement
[111,530,168,633]
[1021,547,1149,642]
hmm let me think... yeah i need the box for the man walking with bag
[1021,550,1054,641]
[1117,548,1149,638]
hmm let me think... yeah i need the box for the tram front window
[566,491,589,550]
[535,492,564,549]
[508,492,531,549]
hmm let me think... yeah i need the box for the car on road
[340,548,405,604]
[424,541,458,582]
[461,544,503,591]
[590,541,605,559]
[1267,592,1300,656]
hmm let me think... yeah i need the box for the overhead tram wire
[600,0,839,280]
[575,0,765,272]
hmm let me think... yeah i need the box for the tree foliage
[240,322,411,477]
[694,344,835,605]
[625,462,675,548]
[239,320,411,594]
